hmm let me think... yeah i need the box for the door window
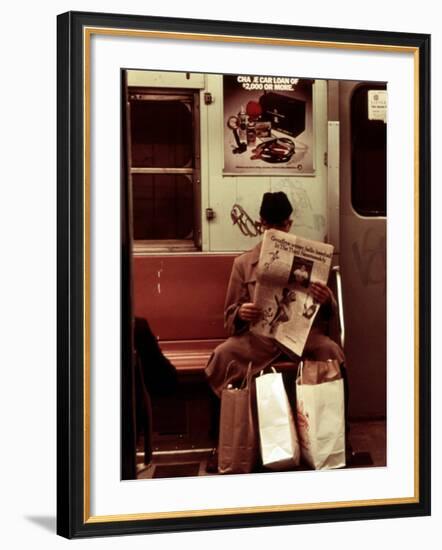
[351,84,387,217]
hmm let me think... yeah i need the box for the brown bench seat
[157,331,301,381]
[161,339,298,377]
[160,339,223,375]
[133,253,308,379]
[134,253,236,378]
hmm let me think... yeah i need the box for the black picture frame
[57,10,431,539]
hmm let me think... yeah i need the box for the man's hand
[309,282,332,305]
[238,302,262,322]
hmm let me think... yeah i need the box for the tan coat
[205,242,345,397]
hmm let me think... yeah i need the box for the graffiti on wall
[276,180,325,233]
[230,203,263,237]
[230,182,326,239]
[352,228,386,293]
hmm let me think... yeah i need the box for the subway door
[338,81,387,419]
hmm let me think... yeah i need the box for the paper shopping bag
[255,368,300,470]
[295,360,345,470]
[218,362,258,474]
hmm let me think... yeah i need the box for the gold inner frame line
[82,26,421,523]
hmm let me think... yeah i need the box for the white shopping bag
[296,360,345,470]
[255,368,300,470]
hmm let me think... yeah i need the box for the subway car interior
[121,70,387,480]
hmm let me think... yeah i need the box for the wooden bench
[157,339,222,374]
[133,253,236,377]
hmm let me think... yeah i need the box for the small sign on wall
[368,90,387,123]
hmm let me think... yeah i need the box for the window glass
[132,174,194,240]
[351,84,387,216]
[130,100,193,168]
[126,88,199,247]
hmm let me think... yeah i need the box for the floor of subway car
[136,419,386,479]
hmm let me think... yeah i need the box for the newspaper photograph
[252,229,334,356]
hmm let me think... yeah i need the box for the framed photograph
[57,11,431,538]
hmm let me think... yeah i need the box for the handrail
[331,265,345,349]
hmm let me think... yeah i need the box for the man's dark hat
[259,192,293,224]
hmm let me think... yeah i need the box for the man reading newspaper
[205,191,344,395]
[204,191,347,471]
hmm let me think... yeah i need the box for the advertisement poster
[223,75,315,175]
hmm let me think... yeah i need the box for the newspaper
[252,229,334,357]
